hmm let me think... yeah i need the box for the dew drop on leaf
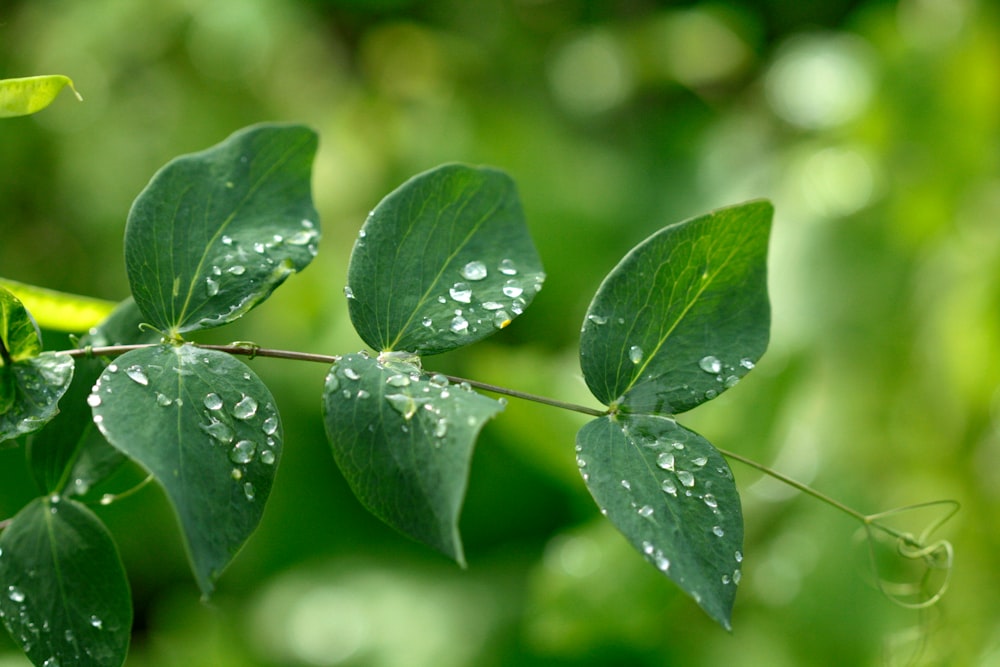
[703,494,718,508]
[125,365,149,386]
[628,345,644,364]
[344,286,355,299]
[89,615,103,629]
[243,482,255,501]
[739,358,755,370]
[343,367,360,381]
[87,393,102,407]
[433,419,448,438]
[498,258,518,275]
[661,478,677,496]
[262,416,278,435]
[386,374,410,387]
[227,265,246,276]
[637,505,654,518]
[587,314,608,325]
[203,393,223,411]
[502,279,523,297]
[449,283,472,303]
[450,315,469,333]
[206,277,220,296]
[676,470,695,487]
[656,452,675,471]
[233,395,258,419]
[422,317,433,327]
[712,525,725,537]
[7,586,24,603]
[620,479,632,490]
[482,301,504,311]
[698,355,722,373]
[230,440,256,464]
[260,449,276,465]
[461,261,488,281]
[156,392,173,407]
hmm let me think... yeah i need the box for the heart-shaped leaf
[576,414,743,629]
[89,344,282,595]
[322,352,504,564]
[345,164,544,355]
[0,74,82,118]
[0,496,131,667]
[580,201,772,414]
[124,123,320,335]
[1,288,74,444]
[28,299,156,495]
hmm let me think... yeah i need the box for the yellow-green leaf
[0,75,82,118]
[0,279,116,333]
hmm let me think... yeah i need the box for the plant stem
[444,375,607,417]
[0,517,10,531]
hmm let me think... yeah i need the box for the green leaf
[1,288,74,444]
[0,278,117,333]
[0,75,82,118]
[346,164,544,355]
[580,201,772,414]
[0,496,131,667]
[28,300,156,495]
[322,352,504,564]
[89,344,282,595]
[124,123,320,335]
[576,414,743,629]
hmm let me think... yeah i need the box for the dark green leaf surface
[580,201,772,414]
[29,299,155,495]
[346,164,544,355]
[90,344,282,594]
[1,289,74,444]
[124,123,320,335]
[0,496,131,667]
[576,414,743,629]
[322,352,504,564]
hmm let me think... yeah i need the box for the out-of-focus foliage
[1,0,997,665]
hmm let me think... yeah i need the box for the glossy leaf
[0,288,74,444]
[346,164,544,355]
[28,300,155,495]
[576,414,743,629]
[90,344,282,595]
[0,74,82,118]
[0,496,131,667]
[124,123,320,335]
[322,352,504,564]
[0,278,117,332]
[580,201,772,414]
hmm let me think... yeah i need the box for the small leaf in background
[124,123,320,335]
[346,164,544,355]
[580,201,772,414]
[90,344,282,595]
[0,288,74,444]
[0,496,131,667]
[322,352,505,564]
[0,74,82,118]
[576,414,743,629]
[0,278,117,333]
[28,299,156,495]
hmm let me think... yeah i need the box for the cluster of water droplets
[199,388,279,500]
[696,354,756,400]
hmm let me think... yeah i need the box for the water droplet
[699,355,722,373]
[87,393,102,407]
[739,358,755,370]
[42,658,59,667]
[498,258,518,275]
[200,393,222,411]
[233,395,258,420]
[692,456,708,467]
[260,449,276,465]
[510,297,527,314]
[656,452,675,471]
[231,468,243,480]
[262,416,278,435]
[343,367,360,381]
[212,265,222,276]
[433,419,448,438]
[493,310,512,329]
[586,314,608,325]
[206,277,220,296]
[642,541,655,555]
[482,301,504,311]
[461,261,488,281]
[253,242,266,253]
[620,479,632,490]
[712,525,725,537]
[386,393,418,420]
[722,574,731,585]
[230,440,256,464]
[125,365,149,386]
[637,505,654,518]
[449,283,472,303]
[356,389,370,399]
[429,374,449,388]
[243,482,255,501]
[222,235,234,245]
[735,550,743,563]
[421,317,433,327]
[344,286,355,299]
[628,345,643,364]
[7,586,24,603]
[89,615,103,629]
[227,265,246,275]
[723,375,740,388]
[733,569,742,584]
[156,392,173,407]
[671,441,685,450]
[655,554,670,572]
[661,479,677,496]
[502,279,523,297]
[386,374,410,387]
[450,315,469,333]
[676,470,695,487]
[703,494,718,508]
[705,389,718,399]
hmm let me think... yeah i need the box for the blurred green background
[1,0,998,665]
